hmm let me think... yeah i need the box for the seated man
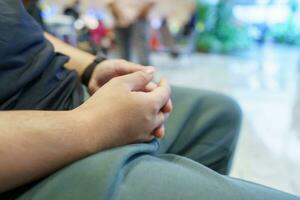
[0,0,299,199]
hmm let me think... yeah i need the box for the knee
[201,93,242,163]
[213,94,242,129]
[201,92,243,139]
[172,87,242,129]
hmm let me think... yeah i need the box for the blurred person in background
[89,20,114,55]
[0,0,299,200]
[64,0,81,21]
[109,0,155,65]
[108,0,196,64]
[148,0,196,53]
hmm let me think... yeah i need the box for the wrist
[69,108,108,155]
[81,52,107,86]
[64,110,98,156]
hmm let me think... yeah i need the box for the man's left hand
[88,59,152,94]
[88,59,173,138]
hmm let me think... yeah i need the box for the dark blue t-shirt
[0,0,83,110]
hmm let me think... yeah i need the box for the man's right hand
[0,69,171,192]
[74,69,172,153]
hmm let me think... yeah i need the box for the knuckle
[118,59,128,65]
[110,77,122,86]
[137,71,148,81]
[140,101,157,122]
[149,99,159,113]
[110,76,118,83]
[142,112,153,124]
[152,104,159,114]
[157,113,165,124]
[161,112,166,120]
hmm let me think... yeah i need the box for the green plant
[195,0,253,53]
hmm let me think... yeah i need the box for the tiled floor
[151,43,300,196]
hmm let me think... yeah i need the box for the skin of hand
[75,69,171,153]
[88,59,173,138]
[144,82,173,138]
[0,70,171,192]
[88,59,148,94]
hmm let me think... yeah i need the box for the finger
[143,134,155,142]
[88,79,100,94]
[117,60,155,75]
[153,125,165,138]
[144,82,158,92]
[119,69,155,91]
[135,134,155,143]
[161,99,173,113]
[117,62,144,74]
[154,111,169,130]
[149,79,171,111]
[145,134,155,142]
[153,112,171,138]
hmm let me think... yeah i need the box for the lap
[14,87,299,199]
[18,141,299,200]
[161,86,242,173]
[166,86,242,140]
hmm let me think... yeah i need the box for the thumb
[120,68,155,91]
[88,79,100,95]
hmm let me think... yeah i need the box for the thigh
[159,86,242,174]
[17,141,299,200]
[17,141,160,200]
[81,86,241,174]
[115,154,298,200]
[161,86,242,153]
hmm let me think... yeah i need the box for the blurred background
[24,0,300,195]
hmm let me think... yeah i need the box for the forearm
[0,110,91,193]
[44,32,95,78]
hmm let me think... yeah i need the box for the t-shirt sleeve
[0,0,83,110]
[0,0,45,105]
